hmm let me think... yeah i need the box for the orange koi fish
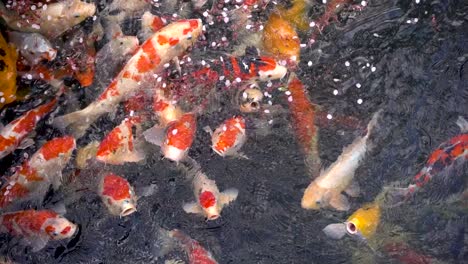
[183,171,238,220]
[0,32,18,109]
[53,19,203,138]
[0,99,57,160]
[144,113,197,163]
[96,117,145,165]
[208,116,247,158]
[0,209,77,252]
[286,74,321,176]
[170,229,218,264]
[99,173,137,217]
[0,136,76,209]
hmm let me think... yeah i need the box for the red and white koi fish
[302,110,381,211]
[207,116,247,158]
[7,31,57,65]
[386,116,468,206]
[0,209,77,252]
[286,73,321,176]
[0,0,96,39]
[144,113,197,163]
[0,98,57,160]
[183,171,238,220]
[53,19,203,138]
[99,173,137,217]
[170,229,218,264]
[96,117,145,165]
[0,136,76,209]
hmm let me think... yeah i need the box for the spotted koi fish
[144,112,197,163]
[0,209,77,252]
[286,74,321,176]
[96,117,145,165]
[99,173,137,217]
[53,19,203,138]
[0,136,76,209]
[170,229,218,264]
[183,171,238,220]
[386,116,468,205]
[0,98,57,160]
[208,116,247,158]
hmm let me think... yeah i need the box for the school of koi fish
[0,0,466,263]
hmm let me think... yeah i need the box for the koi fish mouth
[207,214,219,220]
[120,204,137,217]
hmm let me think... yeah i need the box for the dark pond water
[0,0,467,263]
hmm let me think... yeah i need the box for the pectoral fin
[18,137,35,150]
[220,188,239,205]
[323,223,347,240]
[143,125,165,146]
[182,202,202,214]
[26,235,49,252]
[329,193,350,211]
[344,181,360,197]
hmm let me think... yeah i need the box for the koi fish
[0,136,76,209]
[0,209,77,252]
[237,86,263,113]
[7,31,57,65]
[262,12,300,62]
[153,88,184,127]
[0,32,18,109]
[385,116,468,206]
[144,113,197,163]
[170,229,218,264]
[301,109,381,211]
[139,11,166,41]
[0,0,96,39]
[53,19,203,138]
[0,98,57,160]
[183,171,238,220]
[286,74,321,176]
[99,173,137,217]
[207,116,247,158]
[96,117,145,165]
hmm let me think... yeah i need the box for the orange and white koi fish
[0,0,96,39]
[0,209,77,252]
[386,116,468,206]
[170,229,218,264]
[99,173,137,217]
[302,110,381,211]
[0,99,57,160]
[53,19,203,138]
[7,31,57,66]
[144,112,197,163]
[208,116,247,158]
[96,117,145,165]
[0,136,76,209]
[139,11,166,41]
[183,171,238,220]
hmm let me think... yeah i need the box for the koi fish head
[38,136,76,161]
[238,86,263,113]
[162,113,197,162]
[60,0,97,27]
[301,181,329,210]
[256,56,287,81]
[100,173,137,217]
[199,190,220,220]
[212,116,246,157]
[153,89,184,126]
[43,216,77,240]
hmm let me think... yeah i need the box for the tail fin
[153,228,177,259]
[366,109,383,136]
[53,108,99,139]
[456,116,468,133]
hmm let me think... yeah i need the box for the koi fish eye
[45,225,58,237]
[346,222,358,235]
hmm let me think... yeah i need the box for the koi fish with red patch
[385,116,468,206]
[0,209,77,252]
[170,229,218,264]
[144,112,197,163]
[0,98,57,160]
[53,19,203,138]
[0,136,76,209]
[99,173,137,217]
[96,117,145,165]
[183,171,238,220]
[205,116,247,158]
[286,73,321,176]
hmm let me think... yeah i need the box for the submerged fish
[7,31,57,65]
[0,136,76,209]
[152,88,185,127]
[183,171,238,220]
[301,110,381,211]
[0,98,57,160]
[0,0,96,39]
[0,32,18,109]
[170,229,218,264]
[0,209,77,252]
[208,116,247,158]
[262,12,300,62]
[96,117,145,165]
[53,19,203,138]
[99,173,137,217]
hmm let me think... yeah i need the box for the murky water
[0,0,467,263]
